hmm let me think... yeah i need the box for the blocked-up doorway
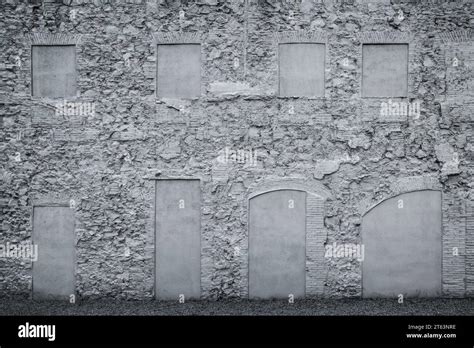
[155,179,201,300]
[362,190,442,297]
[32,206,75,300]
[249,190,306,299]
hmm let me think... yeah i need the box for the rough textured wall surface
[0,0,473,300]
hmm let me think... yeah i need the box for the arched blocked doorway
[362,190,442,297]
[249,189,306,299]
[246,179,331,299]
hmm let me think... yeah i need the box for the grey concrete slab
[32,45,77,98]
[32,206,75,300]
[157,44,201,98]
[362,44,408,97]
[249,190,306,299]
[155,180,201,300]
[279,43,325,97]
[362,190,442,297]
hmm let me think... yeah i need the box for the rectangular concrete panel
[279,43,325,97]
[362,190,442,297]
[33,206,75,300]
[155,179,201,300]
[32,45,77,98]
[157,44,201,98]
[249,190,306,299]
[362,44,408,97]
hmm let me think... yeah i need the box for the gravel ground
[0,298,472,316]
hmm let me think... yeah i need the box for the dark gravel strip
[0,298,472,316]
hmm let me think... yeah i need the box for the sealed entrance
[249,190,306,299]
[33,206,75,300]
[362,190,442,297]
[155,179,201,300]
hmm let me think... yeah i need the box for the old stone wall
[0,0,473,299]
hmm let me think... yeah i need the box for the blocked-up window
[362,44,408,97]
[32,45,77,98]
[157,44,201,98]
[279,43,325,97]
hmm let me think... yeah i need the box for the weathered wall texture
[0,0,473,300]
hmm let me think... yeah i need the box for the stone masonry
[0,0,473,299]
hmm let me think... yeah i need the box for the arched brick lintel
[246,177,332,201]
[358,176,442,217]
[362,188,442,217]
